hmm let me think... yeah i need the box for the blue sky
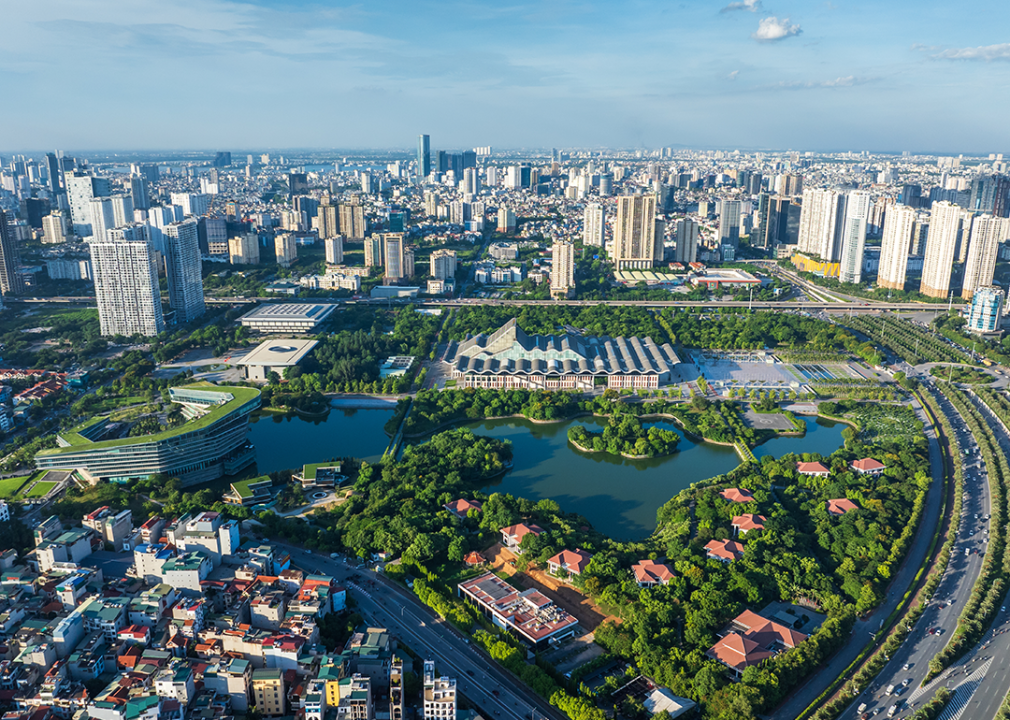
[3,0,1010,152]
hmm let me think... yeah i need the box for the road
[277,541,566,720]
[837,383,991,720]
[771,392,956,719]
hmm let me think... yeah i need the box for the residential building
[42,211,68,244]
[966,285,1004,334]
[497,207,516,234]
[390,657,404,720]
[423,660,455,720]
[251,668,286,716]
[675,218,699,264]
[335,674,372,720]
[170,193,210,217]
[826,498,860,516]
[37,528,95,572]
[583,204,604,247]
[962,215,1009,299]
[229,233,260,265]
[301,272,361,292]
[720,487,754,503]
[47,257,92,280]
[66,172,98,236]
[838,191,871,284]
[82,506,133,546]
[339,203,366,239]
[167,510,241,566]
[920,201,968,299]
[164,219,205,323]
[275,233,297,267]
[325,236,344,264]
[0,209,25,295]
[797,461,830,477]
[732,514,766,535]
[877,204,917,291]
[90,224,165,336]
[546,548,591,576]
[797,188,845,261]
[706,609,807,677]
[429,248,457,280]
[161,552,212,594]
[631,559,675,587]
[551,241,575,298]
[614,195,659,269]
[704,539,745,563]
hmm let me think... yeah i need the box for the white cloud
[772,75,873,90]
[720,0,761,13]
[727,70,740,80]
[752,16,801,42]
[932,43,1010,61]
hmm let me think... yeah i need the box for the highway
[277,541,565,720]
[837,382,991,720]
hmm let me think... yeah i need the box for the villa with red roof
[444,498,483,519]
[501,523,544,554]
[732,514,767,536]
[851,458,886,475]
[547,548,593,577]
[632,559,676,587]
[707,609,808,676]
[720,488,754,503]
[826,498,859,516]
[797,461,830,477]
[705,539,746,563]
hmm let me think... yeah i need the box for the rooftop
[239,303,337,323]
[237,338,319,367]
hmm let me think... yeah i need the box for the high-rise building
[339,203,365,239]
[325,236,344,265]
[66,173,97,236]
[288,173,308,198]
[90,225,165,336]
[89,197,115,242]
[429,249,457,280]
[614,195,659,269]
[417,134,431,182]
[364,235,384,268]
[131,164,160,184]
[274,234,297,267]
[383,233,407,282]
[42,212,68,244]
[424,192,439,217]
[920,201,967,299]
[112,194,135,229]
[130,174,150,210]
[877,205,917,291]
[0,210,25,295]
[675,218,699,264]
[317,204,339,239]
[583,204,605,248]
[718,200,742,249]
[838,191,871,284]
[422,661,456,720]
[551,241,576,299]
[497,208,516,234]
[229,233,260,265]
[966,286,1004,334]
[212,152,231,168]
[170,193,210,217]
[164,220,205,324]
[797,188,845,261]
[46,152,63,195]
[754,194,791,249]
[962,215,1010,299]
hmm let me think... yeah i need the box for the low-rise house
[719,488,754,503]
[443,499,482,519]
[547,549,592,577]
[631,560,676,587]
[796,461,830,477]
[851,458,886,475]
[826,498,859,516]
[732,514,767,536]
[500,523,543,554]
[707,609,808,677]
[704,539,746,563]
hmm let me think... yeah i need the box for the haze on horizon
[3,0,1010,154]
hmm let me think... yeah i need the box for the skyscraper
[755,194,791,249]
[89,198,115,242]
[90,225,165,337]
[920,201,967,299]
[364,236,384,268]
[325,236,344,265]
[42,212,68,245]
[583,204,605,248]
[797,188,845,261]
[497,208,516,234]
[383,233,406,282]
[228,233,260,265]
[838,191,871,284]
[614,195,658,270]
[675,218,699,264]
[339,203,365,239]
[718,200,742,252]
[0,211,24,296]
[66,173,97,236]
[417,134,431,182]
[164,220,205,324]
[46,152,63,195]
[962,215,1009,300]
[288,173,308,198]
[551,241,576,298]
[130,174,150,210]
[275,234,297,267]
[877,205,917,291]
[112,194,134,228]
[317,203,339,239]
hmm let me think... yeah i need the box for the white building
[239,303,338,333]
[920,201,968,299]
[90,224,165,337]
[66,173,97,236]
[170,193,210,217]
[275,233,297,267]
[160,552,212,594]
[429,249,457,280]
[89,197,115,242]
[324,236,344,264]
[229,233,260,265]
[838,191,871,284]
[583,203,605,248]
[111,194,135,229]
[47,258,92,281]
[797,188,844,261]
[877,204,917,291]
[164,219,205,323]
[962,215,1010,300]
[551,241,575,299]
[42,212,67,244]
[422,661,455,720]
[300,273,361,292]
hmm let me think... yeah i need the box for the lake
[247,407,844,540]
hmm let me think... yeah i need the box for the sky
[2,0,1010,153]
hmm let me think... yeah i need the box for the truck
[886,684,895,696]
[857,703,867,713]
[888,704,899,718]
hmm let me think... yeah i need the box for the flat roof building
[238,303,337,333]
[458,571,578,649]
[237,338,319,382]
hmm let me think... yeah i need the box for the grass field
[91,395,148,413]
[0,475,31,498]
[22,481,58,498]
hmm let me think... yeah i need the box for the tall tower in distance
[920,201,967,299]
[962,215,1009,300]
[417,134,431,183]
[614,195,658,270]
[0,210,25,296]
[838,191,871,284]
[90,225,165,337]
[164,219,206,324]
[583,204,605,248]
[551,241,576,299]
[877,204,917,291]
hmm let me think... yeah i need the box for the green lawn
[22,481,58,498]
[0,475,31,499]
[91,395,147,412]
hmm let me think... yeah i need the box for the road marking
[936,658,992,720]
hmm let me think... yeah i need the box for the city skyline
[3,0,1010,152]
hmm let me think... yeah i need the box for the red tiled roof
[705,539,746,561]
[732,514,767,532]
[797,461,830,475]
[445,499,483,517]
[852,458,885,472]
[631,559,676,585]
[826,498,859,516]
[547,548,592,574]
[501,522,543,542]
[720,488,754,503]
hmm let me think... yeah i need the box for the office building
[966,286,1004,334]
[423,661,455,720]
[318,203,339,239]
[417,134,431,182]
[675,218,699,264]
[920,201,968,299]
[429,249,457,280]
[583,204,605,247]
[614,194,659,269]
[43,211,67,244]
[877,205,917,291]
[718,200,742,249]
[89,197,115,242]
[838,191,871,284]
[275,234,297,267]
[962,215,1010,299]
[383,233,407,282]
[458,572,579,648]
[90,225,164,336]
[551,241,576,299]
[325,236,344,265]
[164,220,205,323]
[0,210,25,295]
[46,152,63,194]
[288,173,308,199]
[754,194,790,249]
[229,233,260,265]
[365,235,384,268]
[239,304,337,333]
[339,202,366,239]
